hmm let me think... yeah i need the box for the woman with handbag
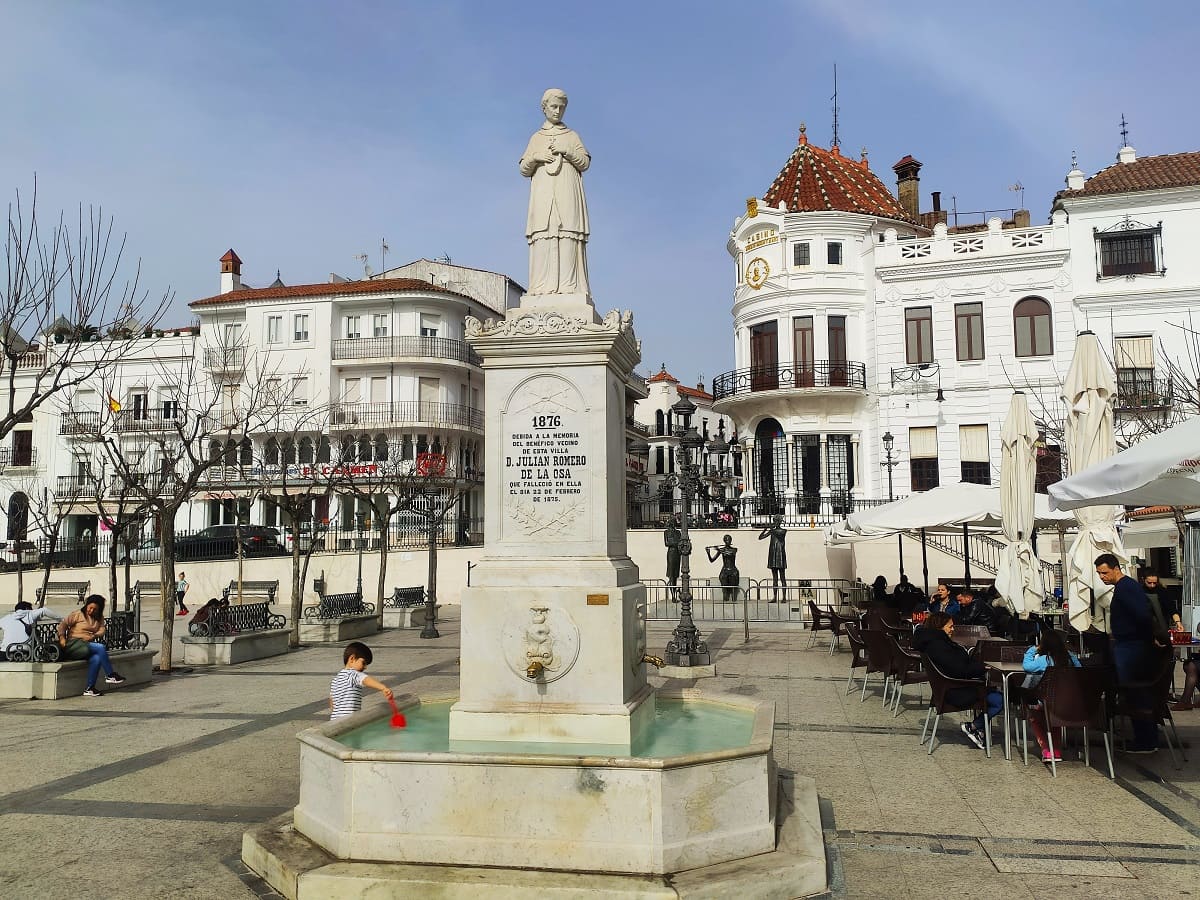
[56,595,125,698]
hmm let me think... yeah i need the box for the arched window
[374,433,389,461]
[223,439,237,466]
[7,492,28,540]
[339,437,354,462]
[317,436,331,463]
[264,438,279,465]
[239,438,252,466]
[281,438,296,465]
[357,432,371,462]
[209,440,223,463]
[655,409,665,437]
[1014,297,1053,357]
[299,437,314,464]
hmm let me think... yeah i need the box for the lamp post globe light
[880,430,904,578]
[660,393,711,667]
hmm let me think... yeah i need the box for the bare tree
[81,339,288,670]
[1,180,171,445]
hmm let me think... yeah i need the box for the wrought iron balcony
[112,409,184,433]
[56,474,98,498]
[329,401,483,431]
[712,360,867,401]
[60,411,101,435]
[331,335,482,366]
[1115,376,1173,412]
[203,345,246,370]
[0,447,37,470]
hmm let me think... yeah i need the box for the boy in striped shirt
[329,641,392,720]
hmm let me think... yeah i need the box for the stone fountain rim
[300,687,774,770]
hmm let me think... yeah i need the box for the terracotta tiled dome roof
[762,125,914,223]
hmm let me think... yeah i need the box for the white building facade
[716,128,1200,524]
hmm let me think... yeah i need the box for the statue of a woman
[664,518,681,601]
[706,535,740,603]
[519,89,591,297]
[758,514,787,602]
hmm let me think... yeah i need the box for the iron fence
[642,577,863,625]
[0,518,484,572]
[628,494,894,529]
[712,360,867,401]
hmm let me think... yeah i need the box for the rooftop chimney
[892,156,922,221]
[1118,145,1137,165]
[219,249,243,294]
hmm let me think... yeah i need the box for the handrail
[713,360,867,400]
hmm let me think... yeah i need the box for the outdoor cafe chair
[887,634,927,718]
[806,600,836,650]
[843,621,870,695]
[921,657,992,757]
[1111,651,1187,768]
[860,627,894,704]
[1021,665,1114,778]
[865,606,902,631]
[881,619,912,644]
[976,639,1024,664]
[826,610,855,656]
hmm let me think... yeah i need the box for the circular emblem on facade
[745,257,769,289]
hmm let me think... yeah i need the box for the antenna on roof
[435,253,452,265]
[380,238,389,274]
[1119,113,1130,147]
[1008,181,1025,209]
[355,254,372,279]
[830,62,840,149]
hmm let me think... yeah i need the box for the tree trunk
[422,510,439,639]
[376,515,390,629]
[107,526,119,612]
[289,519,303,648]
[158,507,177,671]
[235,517,245,604]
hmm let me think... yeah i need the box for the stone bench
[299,594,378,643]
[180,601,289,666]
[382,586,437,628]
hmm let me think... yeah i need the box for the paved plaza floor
[1,609,1197,899]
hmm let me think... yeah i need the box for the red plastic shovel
[387,696,407,729]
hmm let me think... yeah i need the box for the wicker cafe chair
[1111,651,1187,768]
[806,600,836,649]
[860,627,894,703]
[843,622,870,694]
[887,634,928,718]
[1023,665,1114,778]
[921,657,992,757]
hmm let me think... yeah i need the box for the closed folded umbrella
[996,392,1042,618]
[1060,331,1124,632]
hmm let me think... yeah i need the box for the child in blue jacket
[1022,629,1081,763]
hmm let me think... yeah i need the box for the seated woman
[1021,629,1081,763]
[56,595,125,698]
[911,611,1002,751]
[189,597,231,634]
[926,581,960,617]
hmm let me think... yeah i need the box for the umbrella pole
[962,522,972,590]
[920,528,929,596]
[898,532,905,579]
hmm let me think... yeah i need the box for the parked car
[174,525,288,561]
[39,543,98,568]
[0,540,39,572]
[118,537,162,564]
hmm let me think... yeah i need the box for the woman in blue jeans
[912,611,1003,750]
[56,595,126,697]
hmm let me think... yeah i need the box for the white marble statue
[519,88,591,297]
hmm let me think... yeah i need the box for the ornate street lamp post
[880,431,904,579]
[661,394,714,668]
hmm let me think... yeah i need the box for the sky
[4,1,1199,385]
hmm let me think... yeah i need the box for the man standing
[1141,568,1184,633]
[175,571,190,617]
[1095,553,1159,753]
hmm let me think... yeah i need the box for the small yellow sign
[586,594,609,606]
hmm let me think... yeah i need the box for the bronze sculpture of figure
[758,514,787,602]
[664,517,681,601]
[706,535,740,603]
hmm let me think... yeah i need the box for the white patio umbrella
[1048,414,1200,510]
[996,392,1042,618]
[1060,331,1124,632]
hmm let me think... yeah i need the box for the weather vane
[1119,113,1130,148]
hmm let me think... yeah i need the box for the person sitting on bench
[0,601,61,660]
[56,595,126,697]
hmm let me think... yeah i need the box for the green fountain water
[338,697,755,758]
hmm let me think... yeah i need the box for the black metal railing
[642,577,866,624]
[60,411,101,435]
[329,401,483,430]
[1115,376,1173,411]
[0,447,37,469]
[628,493,893,529]
[712,360,867,400]
[331,335,482,366]
[0,518,484,572]
[113,409,184,432]
[56,475,98,498]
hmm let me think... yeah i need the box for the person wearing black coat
[912,612,1002,750]
[953,589,995,631]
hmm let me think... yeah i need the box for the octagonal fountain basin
[294,688,777,875]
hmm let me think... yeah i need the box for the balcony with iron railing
[0,447,37,471]
[55,474,98,498]
[1115,375,1173,412]
[112,409,184,433]
[203,345,246,370]
[331,335,482,366]
[712,360,868,402]
[329,400,483,431]
[60,411,101,436]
